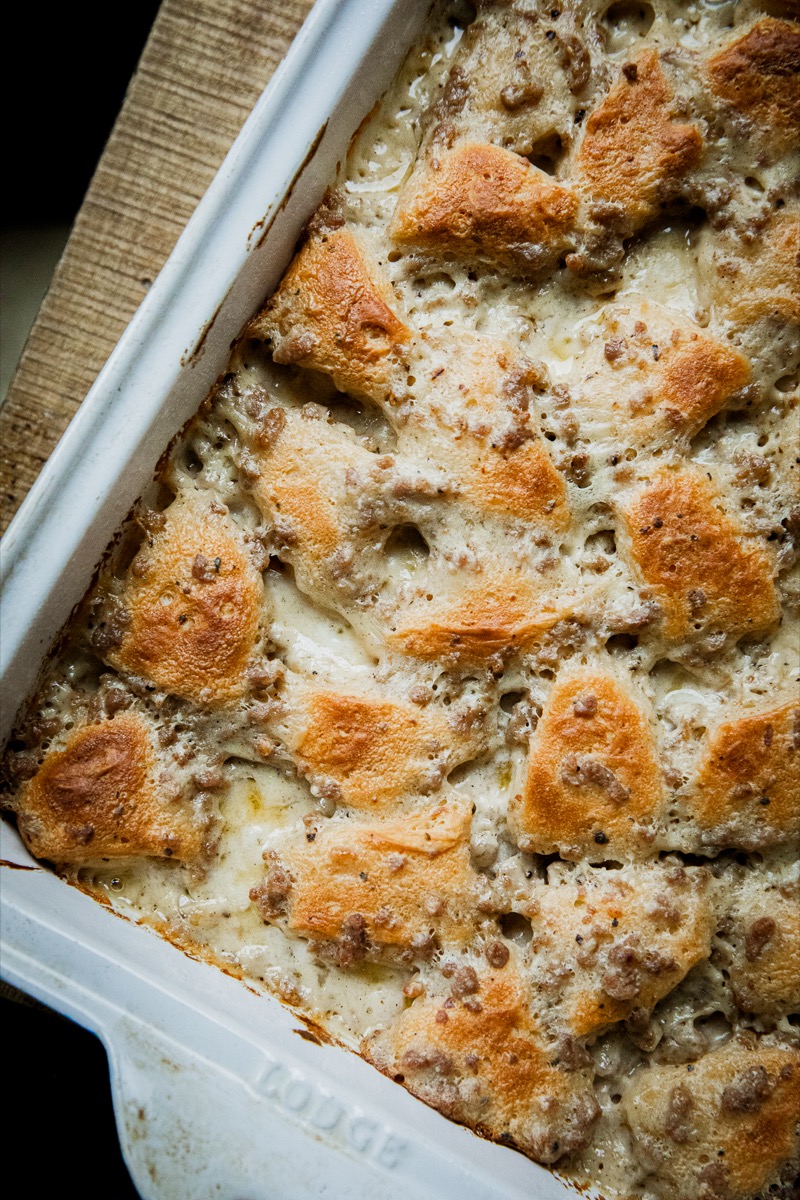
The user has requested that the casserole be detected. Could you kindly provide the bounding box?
[3,2,799,1197]
[0,1,578,1196]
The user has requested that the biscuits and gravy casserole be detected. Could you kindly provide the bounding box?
[3,2,799,1196]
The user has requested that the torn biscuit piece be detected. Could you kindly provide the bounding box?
[524,861,712,1039]
[391,141,579,273]
[509,670,664,862]
[707,18,800,154]
[248,405,378,585]
[618,468,779,643]
[248,228,411,400]
[366,958,600,1164]
[13,713,206,863]
[575,50,703,230]
[250,800,481,962]
[684,701,800,851]
[714,866,800,1028]
[389,565,569,665]
[403,330,569,528]
[572,297,750,443]
[275,685,487,810]
[107,491,264,704]
[623,1038,800,1200]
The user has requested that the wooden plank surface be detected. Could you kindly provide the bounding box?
[0,0,313,535]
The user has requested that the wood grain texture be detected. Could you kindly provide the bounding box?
[0,0,312,535]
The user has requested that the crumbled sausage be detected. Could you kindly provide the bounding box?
[572,693,597,718]
[664,1083,693,1143]
[643,950,678,975]
[745,916,776,961]
[604,337,627,362]
[733,452,771,488]
[720,1065,771,1113]
[565,452,591,487]
[401,1045,454,1075]
[553,1033,592,1069]
[559,33,590,92]
[250,852,293,919]
[485,940,510,968]
[272,332,318,365]
[500,79,543,110]
[602,941,642,1000]
[560,753,630,804]
[191,553,220,582]
[90,601,132,654]
[451,966,480,997]
[333,912,370,967]
[102,687,132,717]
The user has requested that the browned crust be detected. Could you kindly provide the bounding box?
[652,334,750,432]
[532,868,712,1037]
[623,1041,800,1199]
[509,672,664,861]
[272,801,480,952]
[468,435,570,524]
[619,469,779,641]
[248,228,410,400]
[409,331,570,526]
[576,300,751,442]
[284,690,483,810]
[704,209,800,330]
[249,408,365,567]
[16,715,203,862]
[390,571,565,663]
[691,702,800,844]
[110,494,263,703]
[576,50,703,227]
[707,19,800,150]
[726,889,800,1023]
[391,142,578,270]
[366,961,599,1163]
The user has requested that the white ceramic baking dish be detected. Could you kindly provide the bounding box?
[0,2,595,1196]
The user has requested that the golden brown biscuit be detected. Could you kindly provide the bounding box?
[618,468,779,643]
[14,714,205,862]
[249,228,411,400]
[405,331,569,528]
[108,492,264,704]
[389,566,567,664]
[391,142,578,272]
[718,878,800,1027]
[688,702,800,849]
[623,1039,800,1200]
[509,671,664,862]
[525,862,712,1038]
[576,50,703,229]
[277,687,486,810]
[248,406,374,572]
[573,298,750,442]
[250,800,481,961]
[707,18,800,153]
[699,208,800,332]
[366,958,600,1163]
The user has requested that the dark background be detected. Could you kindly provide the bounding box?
[3,7,161,1196]
[3,6,162,226]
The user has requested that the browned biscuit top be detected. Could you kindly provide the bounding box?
[509,671,664,862]
[619,468,779,643]
[109,493,264,704]
[17,714,205,863]
[576,49,703,228]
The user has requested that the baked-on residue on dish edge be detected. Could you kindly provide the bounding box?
[3,3,799,1197]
